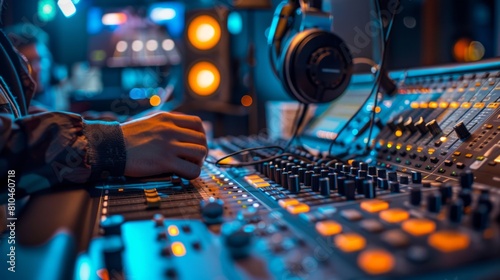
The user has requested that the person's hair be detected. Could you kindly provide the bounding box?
[4,23,49,50]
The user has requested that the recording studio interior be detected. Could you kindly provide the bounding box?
[1,0,500,279]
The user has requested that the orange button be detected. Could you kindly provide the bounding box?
[360,199,389,213]
[278,198,300,208]
[253,182,270,188]
[428,230,470,252]
[334,233,366,252]
[379,208,410,223]
[315,220,342,236]
[286,203,310,215]
[402,218,436,236]
[358,249,395,275]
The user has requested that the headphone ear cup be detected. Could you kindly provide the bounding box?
[280,29,353,104]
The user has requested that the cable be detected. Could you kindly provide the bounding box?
[364,0,398,152]
[207,102,310,168]
[327,0,399,157]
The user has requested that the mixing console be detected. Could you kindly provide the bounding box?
[3,60,500,280]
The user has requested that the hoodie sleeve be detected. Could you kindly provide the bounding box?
[0,111,126,202]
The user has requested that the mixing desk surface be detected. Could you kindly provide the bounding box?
[2,59,500,280]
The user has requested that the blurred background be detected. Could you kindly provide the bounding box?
[1,0,499,137]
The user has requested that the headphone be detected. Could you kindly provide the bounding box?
[268,0,353,104]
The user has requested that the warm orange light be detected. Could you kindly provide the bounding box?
[395,130,403,137]
[149,95,161,107]
[171,242,186,257]
[335,233,366,252]
[360,200,389,213]
[402,218,436,236]
[241,95,253,107]
[188,15,221,50]
[428,230,470,252]
[357,249,395,275]
[188,61,220,96]
[168,225,180,237]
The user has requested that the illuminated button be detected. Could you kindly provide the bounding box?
[485,124,493,129]
[278,198,300,208]
[167,225,180,237]
[360,200,389,213]
[253,182,270,188]
[428,230,470,252]
[315,220,343,236]
[402,218,436,236]
[465,153,473,158]
[357,249,395,275]
[286,203,310,215]
[334,233,366,252]
[379,208,410,223]
[476,156,485,161]
[495,156,500,163]
[171,241,186,257]
[453,152,461,157]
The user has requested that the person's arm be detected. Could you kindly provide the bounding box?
[0,111,207,201]
[0,111,126,200]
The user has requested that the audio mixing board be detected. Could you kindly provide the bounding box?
[3,59,500,280]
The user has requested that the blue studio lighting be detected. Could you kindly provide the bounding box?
[228,11,243,35]
[148,2,185,38]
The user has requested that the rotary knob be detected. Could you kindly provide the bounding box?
[454,121,471,140]
[425,119,442,136]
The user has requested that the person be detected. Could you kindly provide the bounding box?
[0,11,208,203]
[4,23,61,111]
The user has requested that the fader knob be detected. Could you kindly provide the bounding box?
[426,119,442,136]
[477,191,493,213]
[404,117,418,134]
[364,181,377,198]
[368,166,377,176]
[304,171,313,187]
[288,175,301,194]
[400,176,409,185]
[388,171,398,182]
[390,181,400,193]
[439,184,453,204]
[201,197,224,224]
[410,187,422,206]
[320,178,330,196]
[458,189,472,208]
[311,174,321,192]
[415,117,428,135]
[460,171,474,189]
[345,180,356,200]
[411,171,422,184]
[449,200,463,223]
[427,192,442,213]
[454,121,471,140]
[281,171,290,189]
[472,205,490,230]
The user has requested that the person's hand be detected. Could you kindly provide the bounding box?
[121,112,208,179]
